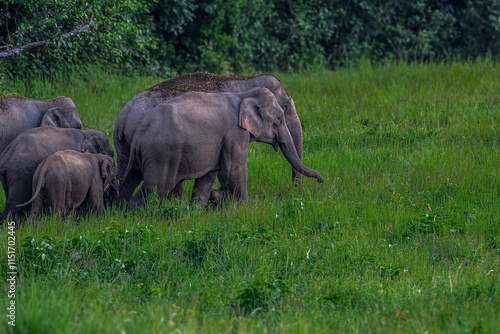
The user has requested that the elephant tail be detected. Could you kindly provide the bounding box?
[115,119,124,141]
[122,141,137,184]
[15,162,47,208]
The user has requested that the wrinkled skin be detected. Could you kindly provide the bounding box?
[0,95,83,154]
[114,73,304,202]
[0,126,115,223]
[16,150,118,222]
[123,87,323,209]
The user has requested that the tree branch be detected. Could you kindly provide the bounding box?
[0,16,94,59]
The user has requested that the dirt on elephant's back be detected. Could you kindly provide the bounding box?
[0,96,25,113]
[149,72,245,99]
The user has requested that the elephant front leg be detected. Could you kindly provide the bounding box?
[217,141,250,203]
[191,171,218,207]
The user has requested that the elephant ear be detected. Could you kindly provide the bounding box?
[41,107,62,127]
[239,97,263,137]
[100,159,113,180]
[82,134,102,154]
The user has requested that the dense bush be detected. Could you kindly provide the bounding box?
[1,0,499,76]
[0,0,158,75]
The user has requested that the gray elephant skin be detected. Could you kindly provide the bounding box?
[16,150,118,222]
[0,126,115,223]
[114,72,305,202]
[0,95,83,153]
[123,87,323,209]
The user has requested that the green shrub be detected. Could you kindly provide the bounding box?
[1,1,499,75]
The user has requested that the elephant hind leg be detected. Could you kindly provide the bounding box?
[168,181,184,199]
[28,197,44,223]
[191,171,218,207]
[119,166,143,203]
[130,162,179,209]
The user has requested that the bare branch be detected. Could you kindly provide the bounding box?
[0,16,94,59]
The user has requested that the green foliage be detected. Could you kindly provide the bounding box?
[0,0,158,74]
[1,0,499,76]
[236,277,291,314]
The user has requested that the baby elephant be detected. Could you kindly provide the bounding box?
[16,150,118,222]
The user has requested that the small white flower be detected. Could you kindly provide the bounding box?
[41,253,46,260]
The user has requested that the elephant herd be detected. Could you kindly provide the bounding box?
[0,73,323,226]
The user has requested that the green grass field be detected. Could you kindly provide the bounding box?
[1,60,499,333]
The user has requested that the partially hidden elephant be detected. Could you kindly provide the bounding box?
[0,126,115,223]
[16,150,118,222]
[114,72,305,202]
[123,87,323,209]
[0,95,83,154]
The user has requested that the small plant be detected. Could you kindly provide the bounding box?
[405,206,465,236]
[278,198,306,221]
[235,277,291,315]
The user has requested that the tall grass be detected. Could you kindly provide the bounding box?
[1,60,499,333]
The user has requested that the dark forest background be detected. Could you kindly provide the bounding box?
[1,0,499,77]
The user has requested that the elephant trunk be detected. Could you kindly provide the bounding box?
[278,126,323,183]
[285,99,304,187]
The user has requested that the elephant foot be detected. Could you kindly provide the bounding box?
[208,189,229,207]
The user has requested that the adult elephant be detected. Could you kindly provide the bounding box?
[123,87,323,208]
[114,72,304,202]
[0,126,114,224]
[0,95,83,153]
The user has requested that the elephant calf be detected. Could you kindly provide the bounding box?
[0,126,115,223]
[16,150,118,222]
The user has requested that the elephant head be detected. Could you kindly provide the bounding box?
[101,157,119,207]
[81,132,115,158]
[41,106,83,129]
[101,157,118,189]
[239,89,323,183]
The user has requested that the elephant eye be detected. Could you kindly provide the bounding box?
[282,104,288,112]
